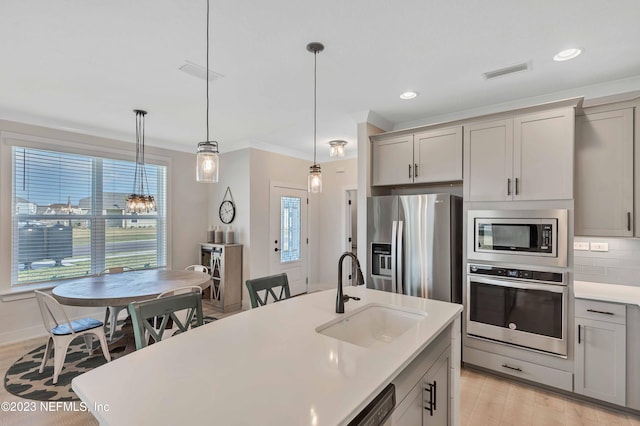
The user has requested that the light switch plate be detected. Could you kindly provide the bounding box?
[590,242,609,252]
[574,242,590,251]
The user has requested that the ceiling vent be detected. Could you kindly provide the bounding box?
[179,60,224,81]
[483,62,530,80]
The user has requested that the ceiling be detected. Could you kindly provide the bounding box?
[2,0,640,163]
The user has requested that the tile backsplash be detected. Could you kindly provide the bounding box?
[574,236,640,287]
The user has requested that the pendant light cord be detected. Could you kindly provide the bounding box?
[313,49,317,165]
[206,0,210,142]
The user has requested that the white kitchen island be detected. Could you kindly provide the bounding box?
[72,286,462,425]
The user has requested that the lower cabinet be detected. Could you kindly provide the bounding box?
[392,349,450,426]
[574,299,627,406]
[627,305,640,410]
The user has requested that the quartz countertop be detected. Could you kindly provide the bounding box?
[574,280,640,307]
[72,286,462,425]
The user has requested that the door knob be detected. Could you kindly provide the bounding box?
[274,248,280,252]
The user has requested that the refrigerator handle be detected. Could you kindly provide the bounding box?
[391,221,398,293]
[397,220,404,294]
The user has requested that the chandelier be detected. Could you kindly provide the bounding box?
[126,109,156,213]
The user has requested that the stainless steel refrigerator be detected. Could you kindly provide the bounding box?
[367,194,462,303]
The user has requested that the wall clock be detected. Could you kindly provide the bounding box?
[219,187,236,224]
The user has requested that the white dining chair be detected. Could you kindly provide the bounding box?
[34,290,111,384]
[185,264,209,274]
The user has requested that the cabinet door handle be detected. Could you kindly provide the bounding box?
[423,382,434,416]
[515,177,519,195]
[432,380,437,411]
[408,164,412,179]
[501,363,523,372]
[628,212,632,231]
[586,309,614,316]
[414,163,418,178]
[507,178,512,196]
[578,324,581,344]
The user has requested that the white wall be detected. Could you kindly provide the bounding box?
[315,159,358,288]
[0,119,209,344]
[206,149,251,301]
[207,148,316,309]
[248,149,314,284]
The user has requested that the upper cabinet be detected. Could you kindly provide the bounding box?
[575,108,634,236]
[371,126,462,186]
[463,107,575,202]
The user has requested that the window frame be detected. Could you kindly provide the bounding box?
[0,130,172,292]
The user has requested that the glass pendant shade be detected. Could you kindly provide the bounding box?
[308,164,322,193]
[329,140,347,157]
[196,141,219,183]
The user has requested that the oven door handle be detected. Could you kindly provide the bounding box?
[467,275,567,293]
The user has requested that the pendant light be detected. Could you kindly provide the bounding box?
[307,42,324,193]
[126,109,156,213]
[196,0,220,183]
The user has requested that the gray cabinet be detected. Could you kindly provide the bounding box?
[413,127,462,184]
[390,321,457,426]
[371,126,462,186]
[392,348,450,426]
[372,134,414,185]
[201,243,242,312]
[463,107,575,201]
[627,305,640,410]
[574,299,626,406]
[575,108,634,236]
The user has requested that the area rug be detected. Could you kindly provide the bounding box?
[4,316,217,401]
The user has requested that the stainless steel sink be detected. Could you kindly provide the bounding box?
[316,303,426,347]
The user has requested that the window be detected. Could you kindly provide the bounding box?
[11,146,166,286]
[280,196,301,263]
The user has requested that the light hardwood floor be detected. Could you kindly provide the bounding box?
[461,367,640,426]
[3,306,640,425]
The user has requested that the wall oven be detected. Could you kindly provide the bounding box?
[467,264,568,357]
[467,209,568,267]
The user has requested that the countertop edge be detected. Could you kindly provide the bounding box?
[574,280,640,308]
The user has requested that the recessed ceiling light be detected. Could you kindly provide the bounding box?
[400,91,418,100]
[554,48,582,62]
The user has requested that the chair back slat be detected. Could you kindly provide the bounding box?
[245,273,291,308]
[128,292,203,350]
[185,264,209,274]
[34,290,74,334]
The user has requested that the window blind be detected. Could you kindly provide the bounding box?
[11,146,167,285]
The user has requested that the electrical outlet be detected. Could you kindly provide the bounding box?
[574,242,590,251]
[590,242,609,252]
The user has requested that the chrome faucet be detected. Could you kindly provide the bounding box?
[337,251,365,313]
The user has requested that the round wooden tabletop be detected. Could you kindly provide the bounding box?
[51,269,211,307]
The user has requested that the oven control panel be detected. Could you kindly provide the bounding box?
[468,264,564,284]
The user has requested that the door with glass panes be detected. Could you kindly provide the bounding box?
[269,184,308,295]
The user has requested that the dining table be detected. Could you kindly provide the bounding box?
[51,268,211,353]
[51,269,211,307]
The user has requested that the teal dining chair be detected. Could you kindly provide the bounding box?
[127,292,204,350]
[245,273,291,308]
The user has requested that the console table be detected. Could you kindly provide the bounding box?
[200,243,242,312]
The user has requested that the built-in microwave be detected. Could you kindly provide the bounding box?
[467,209,568,267]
